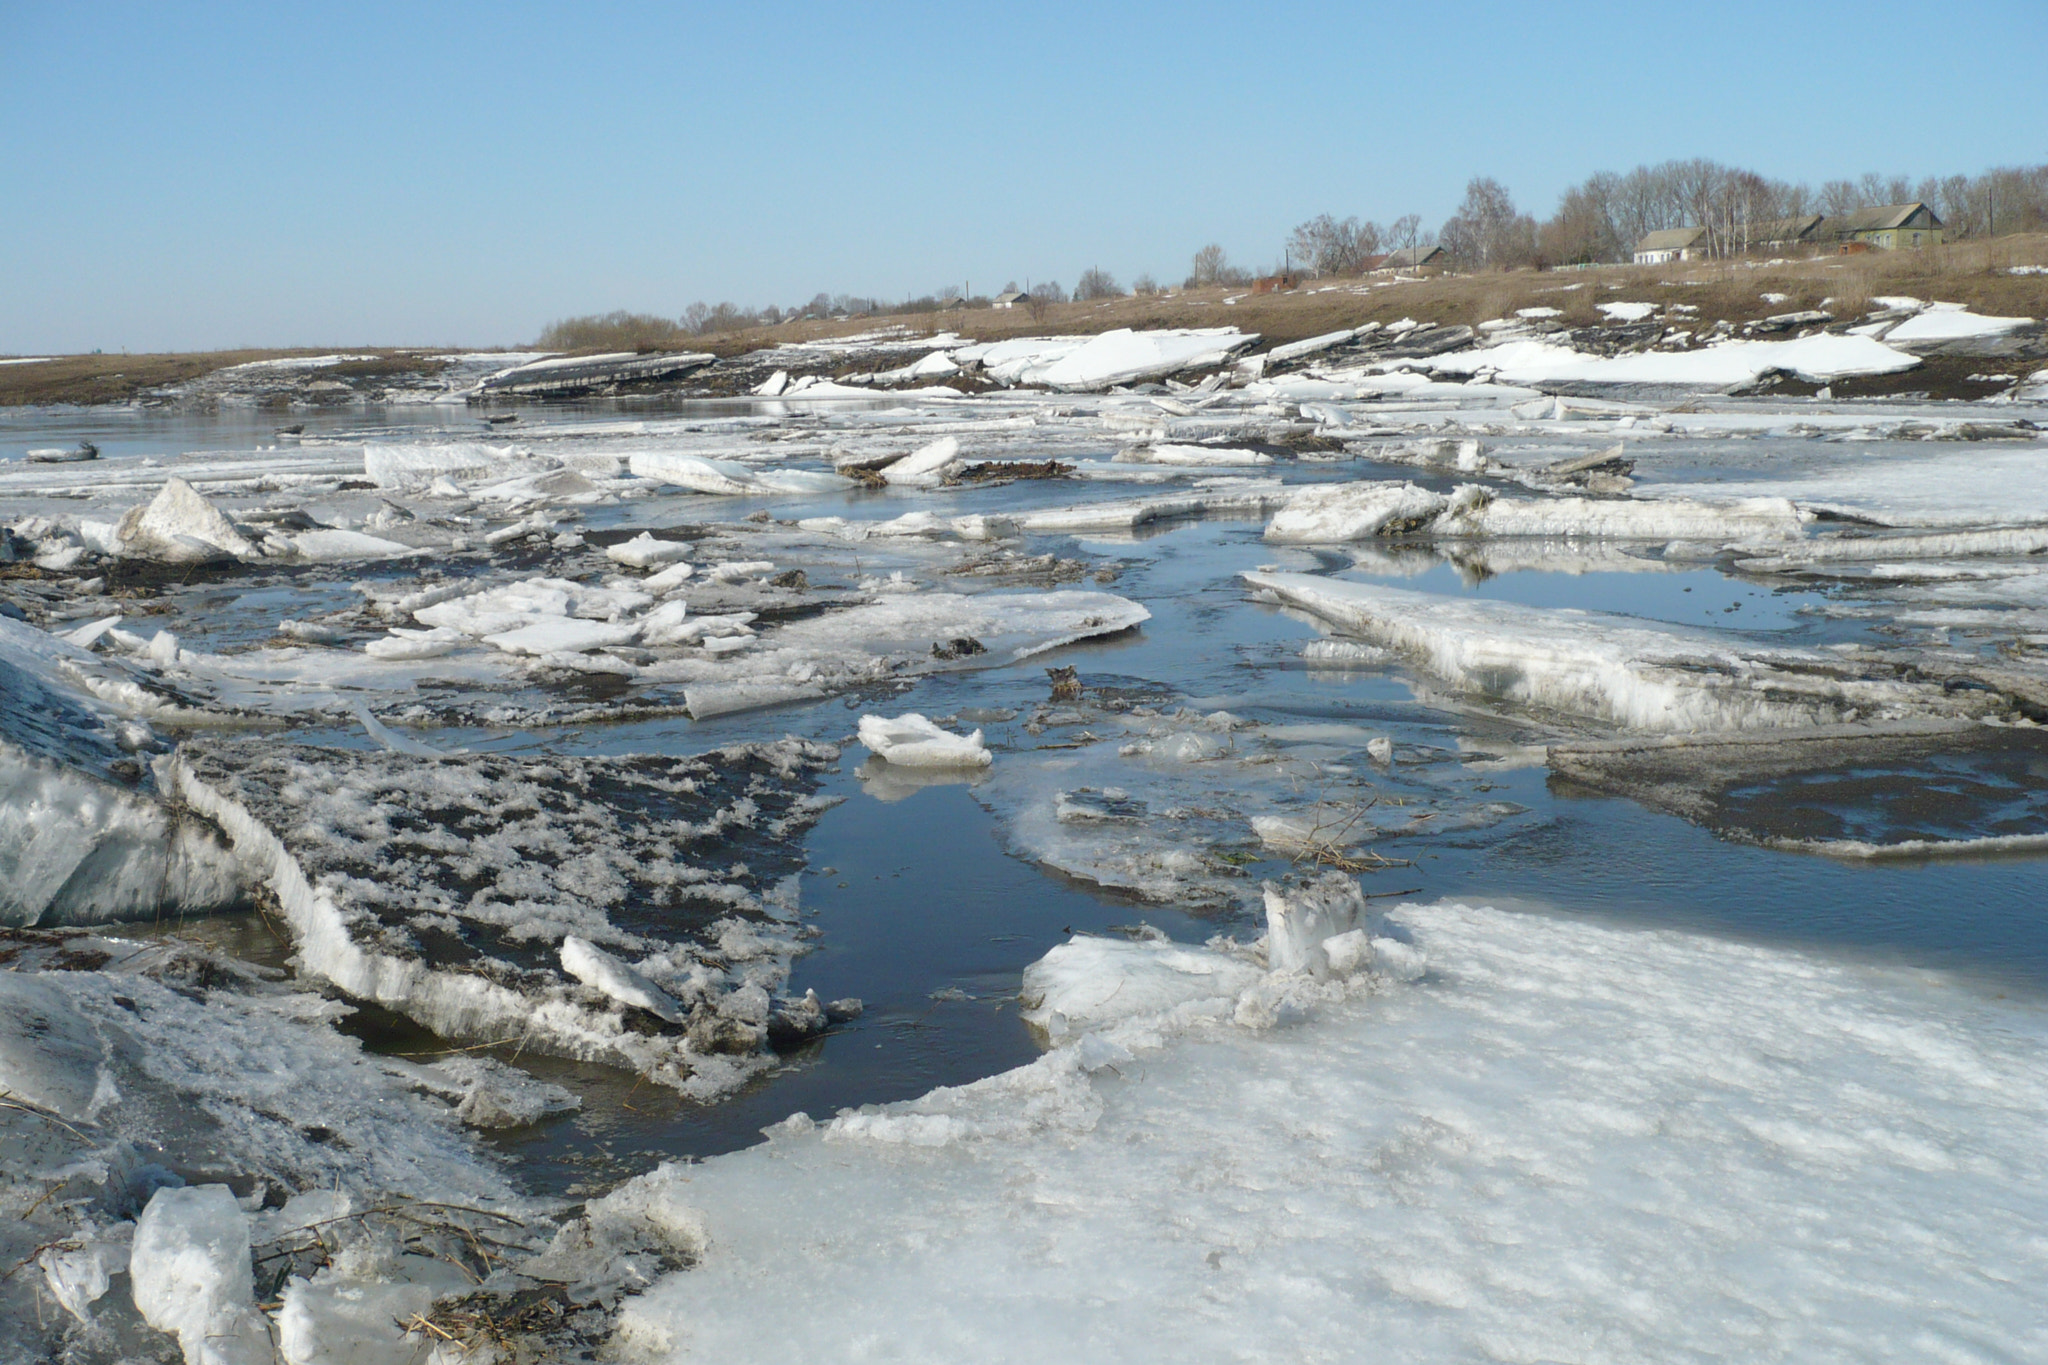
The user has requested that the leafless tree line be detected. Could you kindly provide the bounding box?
[1282,160,2048,277]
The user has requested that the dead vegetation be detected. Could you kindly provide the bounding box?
[10,232,2045,407]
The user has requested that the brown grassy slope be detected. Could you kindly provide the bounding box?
[7,234,2046,406]
[0,349,454,407]
[688,232,2048,356]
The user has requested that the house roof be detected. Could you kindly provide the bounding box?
[1380,245,1445,267]
[996,290,1030,303]
[1634,226,1708,253]
[1833,202,1941,233]
[1746,214,1826,242]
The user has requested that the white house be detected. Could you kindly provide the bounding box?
[994,291,1031,310]
[1632,226,1709,265]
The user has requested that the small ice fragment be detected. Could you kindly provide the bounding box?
[1265,874,1369,976]
[644,559,696,591]
[1367,736,1394,764]
[607,532,695,569]
[882,435,962,487]
[560,935,684,1023]
[857,713,993,768]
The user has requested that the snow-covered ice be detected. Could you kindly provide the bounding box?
[857,712,993,768]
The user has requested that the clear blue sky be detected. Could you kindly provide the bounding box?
[2,0,2042,353]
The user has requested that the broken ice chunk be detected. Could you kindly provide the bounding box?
[607,532,695,569]
[560,935,684,1023]
[1264,874,1370,976]
[857,713,993,768]
[130,1184,272,1365]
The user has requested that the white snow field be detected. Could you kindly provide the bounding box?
[610,898,2048,1364]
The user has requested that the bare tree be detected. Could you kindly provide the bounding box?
[1074,267,1121,300]
[1287,214,1383,276]
[1187,243,1235,287]
[1439,177,1537,270]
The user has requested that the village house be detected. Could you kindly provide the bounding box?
[1632,226,1709,264]
[1831,203,1944,250]
[1373,245,1447,275]
[1742,214,1828,252]
[994,290,1031,310]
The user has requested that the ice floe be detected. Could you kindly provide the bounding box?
[1243,571,2011,731]
[858,712,993,768]
[603,897,2048,1362]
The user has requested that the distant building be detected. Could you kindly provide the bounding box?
[1357,253,1391,273]
[1740,214,1828,252]
[1374,245,1447,275]
[1632,226,1709,264]
[1252,271,1304,294]
[937,296,967,310]
[1831,203,1944,250]
[995,291,1031,310]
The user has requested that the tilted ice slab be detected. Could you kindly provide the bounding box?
[606,899,2048,1364]
[1883,302,2032,344]
[1644,445,2048,528]
[0,616,241,926]
[1018,482,1290,534]
[1424,333,1919,387]
[674,589,1150,718]
[1263,481,1806,545]
[628,451,854,496]
[1023,328,1256,392]
[1734,524,2048,569]
[1241,571,2001,732]
[163,739,843,1097]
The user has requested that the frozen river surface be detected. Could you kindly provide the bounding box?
[4,336,2047,1362]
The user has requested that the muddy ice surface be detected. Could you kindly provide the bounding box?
[5,310,2048,1361]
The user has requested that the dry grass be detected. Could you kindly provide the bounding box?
[0,348,452,406]
[9,233,2044,407]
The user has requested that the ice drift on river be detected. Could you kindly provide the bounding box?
[1026,328,1255,391]
[604,898,2048,1363]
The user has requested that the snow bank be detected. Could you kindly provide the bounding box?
[1242,571,1998,731]
[605,898,2048,1363]
[857,713,993,768]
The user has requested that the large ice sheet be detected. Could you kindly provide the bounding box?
[166,739,842,1097]
[1025,329,1255,392]
[1242,571,2005,732]
[1424,333,1919,387]
[607,899,2048,1363]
